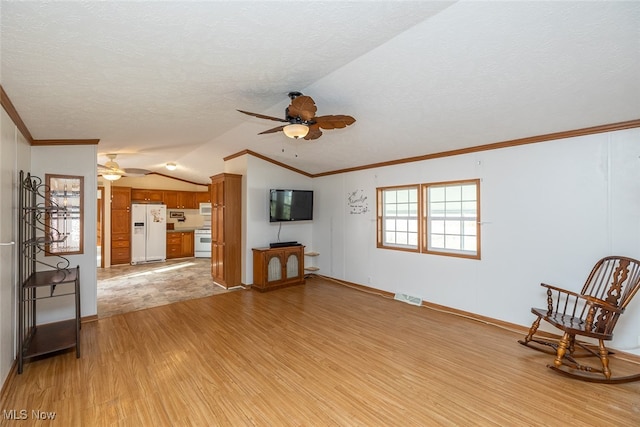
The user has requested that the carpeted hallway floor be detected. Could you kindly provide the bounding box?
[97,258,237,318]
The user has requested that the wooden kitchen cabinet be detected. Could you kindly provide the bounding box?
[165,191,197,209]
[163,190,196,209]
[166,231,194,259]
[163,190,178,208]
[111,187,131,265]
[182,231,194,257]
[210,173,242,288]
[177,191,197,209]
[195,190,211,204]
[252,245,305,291]
[131,188,163,203]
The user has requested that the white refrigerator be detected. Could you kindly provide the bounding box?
[131,204,167,264]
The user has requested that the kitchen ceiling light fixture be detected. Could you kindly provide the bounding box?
[166,162,177,171]
[283,124,309,139]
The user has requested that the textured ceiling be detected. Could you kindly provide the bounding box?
[2,1,639,184]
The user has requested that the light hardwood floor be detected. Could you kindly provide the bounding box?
[2,276,639,426]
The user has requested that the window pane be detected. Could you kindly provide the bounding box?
[385,191,396,203]
[461,184,476,200]
[445,202,461,216]
[445,186,461,200]
[445,220,461,235]
[462,201,476,217]
[463,236,477,251]
[430,187,445,202]
[385,232,396,244]
[396,219,408,232]
[463,220,477,236]
[408,232,418,246]
[430,201,445,217]
[431,220,444,234]
[385,204,397,216]
[431,234,445,248]
[445,235,461,250]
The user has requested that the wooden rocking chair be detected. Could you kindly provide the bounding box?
[519,256,640,383]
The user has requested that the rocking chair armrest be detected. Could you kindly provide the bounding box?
[582,295,623,314]
[539,283,583,299]
[540,283,623,313]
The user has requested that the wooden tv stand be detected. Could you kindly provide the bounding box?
[252,245,305,291]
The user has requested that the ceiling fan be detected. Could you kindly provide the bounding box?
[238,92,356,140]
[97,154,151,181]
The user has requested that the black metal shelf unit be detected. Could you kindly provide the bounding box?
[18,171,80,374]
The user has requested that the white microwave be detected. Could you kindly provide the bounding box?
[199,202,212,215]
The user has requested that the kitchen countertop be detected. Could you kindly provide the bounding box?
[167,228,198,233]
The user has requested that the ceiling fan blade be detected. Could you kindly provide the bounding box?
[123,168,152,176]
[287,96,317,122]
[258,125,286,135]
[303,123,323,140]
[314,115,356,130]
[237,110,288,123]
[98,164,126,174]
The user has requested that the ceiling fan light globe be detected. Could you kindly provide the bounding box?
[283,124,309,139]
[102,172,121,181]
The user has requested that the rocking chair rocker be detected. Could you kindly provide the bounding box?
[519,256,640,383]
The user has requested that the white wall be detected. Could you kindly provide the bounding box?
[0,107,31,386]
[243,155,314,284]
[31,145,98,323]
[312,129,640,352]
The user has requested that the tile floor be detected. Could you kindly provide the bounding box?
[97,258,234,318]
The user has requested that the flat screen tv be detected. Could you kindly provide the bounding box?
[270,189,313,222]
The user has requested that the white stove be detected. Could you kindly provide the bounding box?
[194,228,211,258]
[194,215,211,258]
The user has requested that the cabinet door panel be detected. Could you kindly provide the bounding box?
[163,191,178,208]
[111,210,130,234]
[148,190,164,202]
[182,232,194,257]
[111,187,131,209]
[267,255,283,282]
[285,253,299,279]
[195,191,210,204]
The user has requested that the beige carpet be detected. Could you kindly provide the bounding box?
[97,258,235,318]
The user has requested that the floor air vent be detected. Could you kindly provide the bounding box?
[393,293,422,306]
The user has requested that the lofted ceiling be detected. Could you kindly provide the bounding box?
[1,1,639,184]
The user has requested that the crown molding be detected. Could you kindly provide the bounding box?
[231,118,640,178]
[0,85,34,143]
[32,139,100,146]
